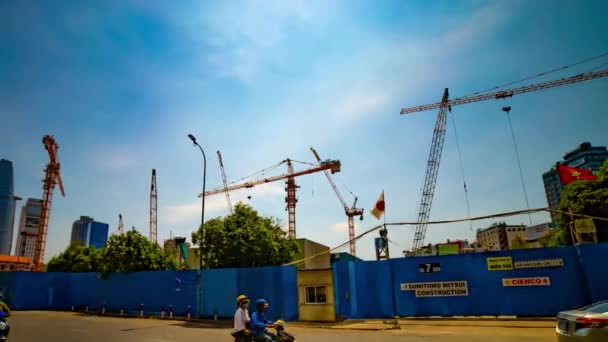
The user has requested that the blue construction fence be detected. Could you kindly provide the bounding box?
[0,265,298,320]
[2,244,608,320]
[333,243,608,318]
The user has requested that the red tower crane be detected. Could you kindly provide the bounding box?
[401,69,608,253]
[217,151,233,215]
[310,147,363,256]
[199,158,341,238]
[33,135,65,271]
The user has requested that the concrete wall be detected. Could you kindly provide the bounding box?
[297,269,335,322]
[296,239,330,270]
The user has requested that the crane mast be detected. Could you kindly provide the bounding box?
[33,135,65,271]
[217,151,233,214]
[411,89,450,252]
[199,158,341,239]
[118,214,124,235]
[310,147,363,255]
[285,160,298,238]
[150,169,157,243]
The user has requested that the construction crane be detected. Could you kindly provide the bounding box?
[310,147,363,256]
[199,158,341,238]
[217,151,233,214]
[401,69,608,114]
[33,135,65,271]
[401,69,608,253]
[150,169,157,243]
[118,214,124,235]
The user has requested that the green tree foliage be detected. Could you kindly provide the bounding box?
[192,203,300,268]
[550,160,608,246]
[46,230,177,274]
[46,244,103,272]
[101,230,177,274]
[509,236,528,250]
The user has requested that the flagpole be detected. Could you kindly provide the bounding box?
[383,190,387,229]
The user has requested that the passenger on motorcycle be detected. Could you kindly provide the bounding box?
[250,299,277,342]
[232,295,251,342]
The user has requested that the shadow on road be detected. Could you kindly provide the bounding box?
[172,320,232,329]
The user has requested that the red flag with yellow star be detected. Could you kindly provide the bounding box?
[557,165,596,185]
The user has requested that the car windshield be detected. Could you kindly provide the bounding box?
[583,302,608,314]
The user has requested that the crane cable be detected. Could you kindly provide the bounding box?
[450,110,474,231]
[504,108,533,225]
[458,51,608,98]
[227,160,287,185]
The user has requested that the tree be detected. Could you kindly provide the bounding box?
[101,230,178,275]
[509,236,528,250]
[192,203,300,268]
[46,244,103,272]
[552,159,608,246]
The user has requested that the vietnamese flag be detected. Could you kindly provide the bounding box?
[371,191,385,220]
[557,164,596,185]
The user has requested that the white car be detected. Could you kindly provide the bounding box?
[556,301,608,341]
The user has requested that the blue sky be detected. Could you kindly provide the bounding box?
[1,0,607,261]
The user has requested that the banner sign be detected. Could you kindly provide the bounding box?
[513,258,564,269]
[401,281,469,297]
[419,263,441,273]
[502,277,551,287]
[438,244,460,255]
[487,257,513,271]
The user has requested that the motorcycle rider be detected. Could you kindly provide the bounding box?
[232,295,251,342]
[250,299,276,342]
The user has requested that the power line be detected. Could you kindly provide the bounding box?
[286,207,608,266]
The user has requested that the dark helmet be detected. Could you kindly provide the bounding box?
[255,298,268,309]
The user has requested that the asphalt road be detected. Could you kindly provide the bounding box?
[8,311,556,342]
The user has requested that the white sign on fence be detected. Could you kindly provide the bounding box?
[513,258,564,269]
[400,281,469,297]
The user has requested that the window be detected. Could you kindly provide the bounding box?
[305,286,327,304]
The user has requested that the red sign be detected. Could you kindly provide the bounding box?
[502,277,551,287]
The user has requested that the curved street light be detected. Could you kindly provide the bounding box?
[187,134,207,269]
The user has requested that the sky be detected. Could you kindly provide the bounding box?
[1,0,607,261]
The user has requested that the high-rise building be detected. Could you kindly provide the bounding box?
[70,216,109,249]
[543,142,608,221]
[0,159,21,255]
[15,198,43,258]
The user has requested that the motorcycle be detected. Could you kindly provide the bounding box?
[0,311,9,341]
[231,320,296,342]
[274,320,296,342]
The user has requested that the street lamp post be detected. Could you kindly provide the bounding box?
[187,134,207,269]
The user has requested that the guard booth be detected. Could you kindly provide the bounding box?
[294,238,336,321]
[297,269,336,322]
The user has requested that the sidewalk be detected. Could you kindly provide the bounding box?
[290,317,556,331]
[66,310,556,331]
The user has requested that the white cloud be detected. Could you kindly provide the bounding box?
[156,0,335,83]
[93,146,137,172]
[333,92,391,122]
[161,182,284,225]
[331,222,348,233]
